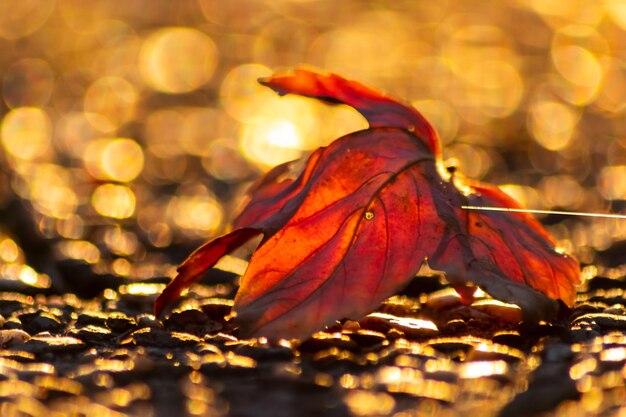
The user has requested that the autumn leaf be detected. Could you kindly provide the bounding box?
[155,68,580,339]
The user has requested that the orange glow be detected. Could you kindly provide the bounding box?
[1,107,51,161]
[140,27,218,94]
[92,184,136,219]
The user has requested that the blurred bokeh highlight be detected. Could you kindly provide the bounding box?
[1,0,626,292]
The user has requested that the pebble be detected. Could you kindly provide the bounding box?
[135,314,163,330]
[365,313,439,339]
[603,304,626,315]
[343,329,386,347]
[19,335,86,354]
[75,311,109,328]
[69,325,113,344]
[569,324,601,343]
[427,337,478,355]
[359,314,392,334]
[105,312,136,333]
[122,328,202,348]
[469,299,522,323]
[165,308,222,335]
[0,350,35,362]
[425,288,464,310]
[341,320,361,332]
[18,311,64,334]
[572,313,626,330]
[441,319,468,334]
[0,294,32,316]
[3,316,23,330]
[492,330,524,349]
[200,298,233,320]
[298,332,359,353]
[0,329,31,347]
[587,276,626,291]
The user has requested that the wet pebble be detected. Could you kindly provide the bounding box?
[587,276,626,291]
[569,324,601,342]
[3,316,23,330]
[427,337,477,355]
[19,335,86,354]
[341,320,360,332]
[75,311,109,328]
[0,294,32,316]
[105,312,136,333]
[572,313,626,330]
[68,325,113,344]
[298,332,359,353]
[585,288,625,305]
[0,349,35,361]
[165,308,222,335]
[343,329,386,347]
[469,299,522,323]
[366,313,439,339]
[385,328,405,340]
[0,329,31,347]
[603,304,626,315]
[359,314,392,334]
[135,314,163,330]
[200,298,233,320]
[18,311,64,334]
[122,328,202,348]
[425,288,464,311]
[492,330,524,349]
[441,319,468,334]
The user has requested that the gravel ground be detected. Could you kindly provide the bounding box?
[0,250,625,417]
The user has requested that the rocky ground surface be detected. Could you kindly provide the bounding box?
[2,3,626,415]
[0,250,625,417]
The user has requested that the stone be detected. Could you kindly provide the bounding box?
[18,311,64,334]
[0,329,31,348]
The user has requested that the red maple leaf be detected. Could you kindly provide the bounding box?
[155,68,580,339]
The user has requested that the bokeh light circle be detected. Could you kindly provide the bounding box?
[220,63,273,123]
[84,138,145,182]
[1,107,52,160]
[92,184,136,219]
[140,27,218,94]
[529,100,579,151]
[84,76,138,133]
[3,58,55,108]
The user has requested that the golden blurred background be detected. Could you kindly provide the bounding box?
[1,0,625,288]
